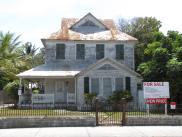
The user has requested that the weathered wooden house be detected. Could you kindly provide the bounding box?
[17,13,141,105]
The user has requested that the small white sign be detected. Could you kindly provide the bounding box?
[18,89,22,96]
[143,82,170,99]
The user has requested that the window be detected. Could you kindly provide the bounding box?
[96,44,104,59]
[125,77,131,91]
[76,44,85,59]
[115,78,123,91]
[91,78,99,95]
[84,77,89,93]
[116,44,124,59]
[103,78,112,97]
[56,44,65,59]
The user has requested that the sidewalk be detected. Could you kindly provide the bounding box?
[0,126,182,137]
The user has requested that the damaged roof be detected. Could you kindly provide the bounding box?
[46,13,137,41]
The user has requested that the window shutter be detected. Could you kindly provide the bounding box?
[56,44,65,59]
[84,77,89,93]
[125,77,131,91]
[96,44,104,59]
[76,44,85,59]
[116,44,124,59]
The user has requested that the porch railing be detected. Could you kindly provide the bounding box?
[32,94,54,104]
[67,93,76,103]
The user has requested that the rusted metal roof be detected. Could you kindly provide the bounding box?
[48,17,137,41]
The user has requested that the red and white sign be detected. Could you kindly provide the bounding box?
[145,98,167,104]
[143,82,170,99]
[170,102,176,109]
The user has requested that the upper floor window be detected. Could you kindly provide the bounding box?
[76,44,85,59]
[116,44,124,60]
[56,44,65,59]
[96,44,104,60]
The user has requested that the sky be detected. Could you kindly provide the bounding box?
[0,0,182,48]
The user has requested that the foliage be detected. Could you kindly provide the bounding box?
[84,93,97,104]
[0,31,44,102]
[107,90,133,104]
[3,80,19,102]
[118,17,161,44]
[32,89,40,94]
[118,17,162,68]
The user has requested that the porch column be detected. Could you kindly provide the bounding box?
[18,78,22,105]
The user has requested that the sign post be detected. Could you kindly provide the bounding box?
[143,82,170,115]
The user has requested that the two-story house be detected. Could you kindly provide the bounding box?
[18,13,141,106]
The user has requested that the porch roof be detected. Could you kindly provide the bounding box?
[17,62,87,78]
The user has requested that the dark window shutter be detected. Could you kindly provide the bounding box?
[56,44,65,59]
[76,44,85,59]
[96,44,104,59]
[116,44,124,59]
[125,77,131,91]
[84,77,89,93]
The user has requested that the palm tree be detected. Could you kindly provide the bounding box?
[0,31,27,89]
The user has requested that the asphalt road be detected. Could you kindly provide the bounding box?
[0,126,182,137]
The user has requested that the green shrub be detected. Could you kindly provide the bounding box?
[84,93,97,104]
[3,80,19,103]
[32,89,39,94]
[107,90,133,104]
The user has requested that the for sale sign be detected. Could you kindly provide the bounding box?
[145,98,167,104]
[143,82,170,99]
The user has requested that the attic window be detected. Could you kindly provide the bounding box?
[80,20,98,27]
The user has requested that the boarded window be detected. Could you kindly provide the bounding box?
[116,44,124,59]
[76,44,85,59]
[84,77,89,93]
[103,78,112,97]
[96,44,104,59]
[125,77,131,91]
[56,44,65,59]
[115,78,123,91]
[91,78,99,95]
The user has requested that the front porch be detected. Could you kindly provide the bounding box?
[18,78,77,106]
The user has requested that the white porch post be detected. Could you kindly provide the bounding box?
[18,78,22,105]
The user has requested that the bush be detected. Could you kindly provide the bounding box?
[107,90,133,104]
[3,80,19,103]
[84,93,97,104]
[32,89,39,94]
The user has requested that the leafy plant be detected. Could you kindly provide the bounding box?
[107,90,133,104]
[3,80,19,103]
[32,89,39,94]
[84,93,97,104]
